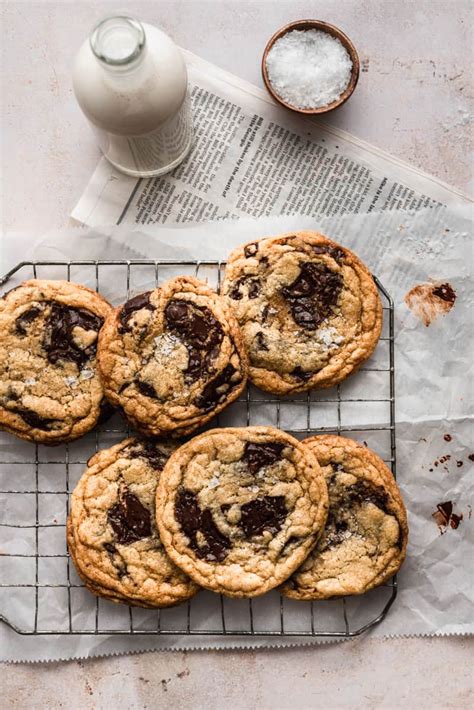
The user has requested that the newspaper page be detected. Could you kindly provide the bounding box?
[71,51,472,228]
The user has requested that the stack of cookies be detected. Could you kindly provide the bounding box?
[0,231,408,607]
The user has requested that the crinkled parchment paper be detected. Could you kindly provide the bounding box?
[0,207,472,661]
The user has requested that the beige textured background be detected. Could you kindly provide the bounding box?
[1,1,473,708]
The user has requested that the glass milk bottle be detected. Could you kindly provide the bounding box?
[73,16,193,177]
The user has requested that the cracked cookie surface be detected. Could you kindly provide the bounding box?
[282,435,408,600]
[67,438,199,608]
[221,232,382,394]
[156,426,329,597]
[0,279,113,444]
[97,276,248,437]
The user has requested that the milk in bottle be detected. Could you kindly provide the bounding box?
[73,16,193,177]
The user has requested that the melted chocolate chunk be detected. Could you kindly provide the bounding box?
[199,509,232,561]
[347,480,389,513]
[15,306,41,335]
[194,363,237,410]
[175,489,200,536]
[124,441,169,471]
[244,242,259,258]
[281,262,343,330]
[15,408,57,430]
[432,283,456,304]
[119,292,154,333]
[140,443,169,471]
[185,344,203,381]
[135,379,157,399]
[108,487,152,544]
[312,244,345,263]
[165,300,224,383]
[239,496,287,538]
[165,300,220,347]
[229,277,261,300]
[432,500,464,531]
[321,477,393,550]
[103,542,116,555]
[242,442,285,475]
[291,366,313,381]
[321,515,350,550]
[175,489,231,562]
[43,302,103,367]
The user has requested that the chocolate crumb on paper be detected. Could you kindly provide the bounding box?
[432,454,451,472]
[432,500,464,534]
[404,281,457,326]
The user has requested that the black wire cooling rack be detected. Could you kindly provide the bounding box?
[0,260,397,637]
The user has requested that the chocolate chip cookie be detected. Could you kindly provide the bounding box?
[97,276,248,437]
[282,435,408,600]
[67,438,199,608]
[156,426,329,597]
[0,279,112,444]
[221,232,382,394]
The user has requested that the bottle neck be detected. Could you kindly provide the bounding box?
[90,16,146,72]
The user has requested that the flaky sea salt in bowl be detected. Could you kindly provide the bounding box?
[262,20,360,115]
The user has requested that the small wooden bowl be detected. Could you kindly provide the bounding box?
[261,19,360,115]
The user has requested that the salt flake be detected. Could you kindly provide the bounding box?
[266,29,352,110]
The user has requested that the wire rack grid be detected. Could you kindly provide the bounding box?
[0,259,396,638]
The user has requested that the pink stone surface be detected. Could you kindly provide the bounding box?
[1,1,472,705]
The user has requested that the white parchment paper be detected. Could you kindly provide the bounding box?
[0,207,472,661]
